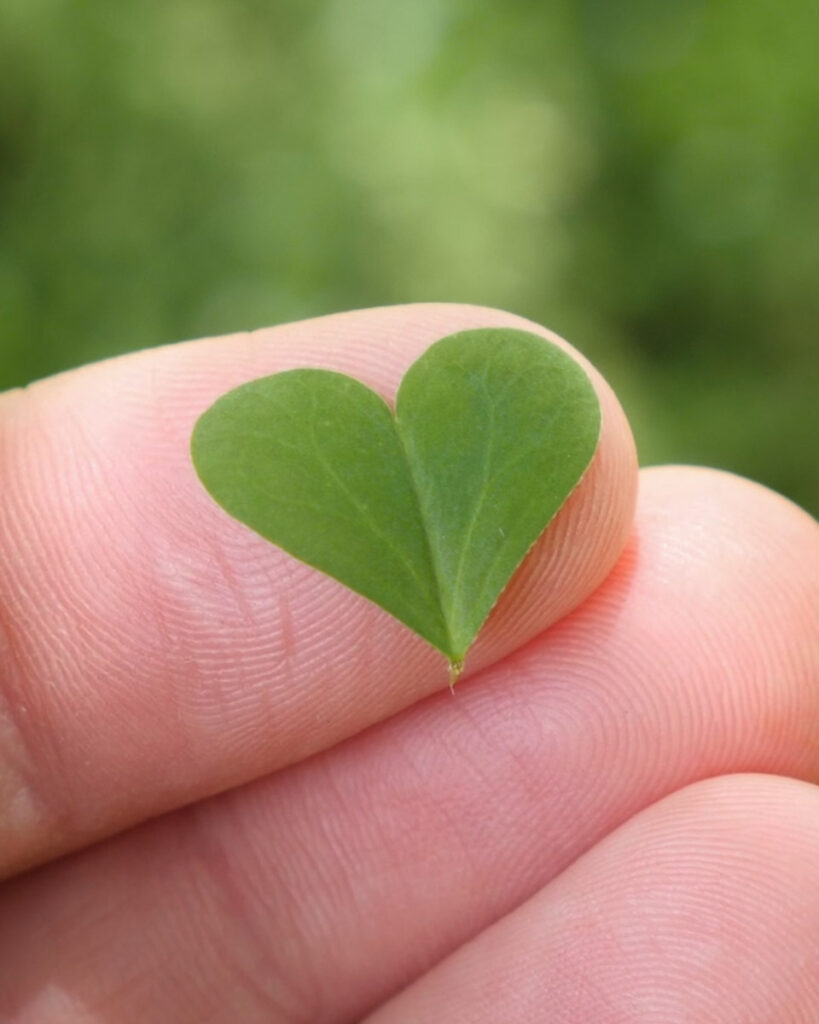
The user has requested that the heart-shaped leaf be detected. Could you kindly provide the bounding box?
[191,328,600,674]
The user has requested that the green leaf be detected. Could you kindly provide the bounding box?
[191,328,601,672]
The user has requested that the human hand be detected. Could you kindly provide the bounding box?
[1,305,817,1023]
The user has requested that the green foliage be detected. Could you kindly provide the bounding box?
[191,329,600,667]
[1,0,816,512]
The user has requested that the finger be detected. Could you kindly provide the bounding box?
[0,468,816,1022]
[0,303,636,876]
[365,774,819,1023]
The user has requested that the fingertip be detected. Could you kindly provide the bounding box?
[0,303,637,875]
[365,774,819,1023]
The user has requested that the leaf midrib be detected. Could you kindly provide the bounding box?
[306,402,441,618]
[445,367,496,646]
[393,414,456,659]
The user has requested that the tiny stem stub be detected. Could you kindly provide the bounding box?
[448,657,464,692]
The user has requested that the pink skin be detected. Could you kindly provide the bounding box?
[0,305,817,1022]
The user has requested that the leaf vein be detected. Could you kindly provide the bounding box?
[305,401,438,606]
[447,363,497,627]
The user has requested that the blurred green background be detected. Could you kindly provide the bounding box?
[1,0,817,512]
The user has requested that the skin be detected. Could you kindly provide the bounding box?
[0,303,817,1023]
